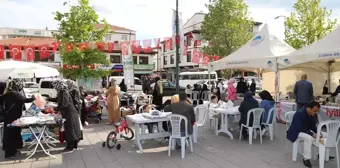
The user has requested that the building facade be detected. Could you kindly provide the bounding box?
[0,24,156,77]
[157,12,262,81]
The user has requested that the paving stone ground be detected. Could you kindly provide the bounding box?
[0,121,337,168]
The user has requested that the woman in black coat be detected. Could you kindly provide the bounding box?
[1,80,35,158]
[52,80,82,151]
[79,86,88,125]
[238,92,259,139]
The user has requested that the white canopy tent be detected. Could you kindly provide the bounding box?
[211,24,296,72]
[277,26,340,91]
[0,60,60,80]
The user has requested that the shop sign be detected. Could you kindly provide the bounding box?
[134,64,155,70]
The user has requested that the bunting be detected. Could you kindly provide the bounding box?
[153,38,160,48]
[131,40,141,54]
[120,41,129,55]
[143,39,152,53]
[194,40,201,48]
[96,42,105,51]
[164,37,172,51]
[9,45,22,61]
[183,44,188,56]
[78,43,89,51]
[0,45,4,60]
[203,54,210,66]
[108,42,115,52]
[192,49,200,63]
[66,43,74,53]
[52,42,60,53]
[38,44,50,60]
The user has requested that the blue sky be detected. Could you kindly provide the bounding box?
[0,0,339,41]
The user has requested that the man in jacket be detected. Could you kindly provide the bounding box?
[171,93,196,136]
[294,74,314,110]
[287,101,320,168]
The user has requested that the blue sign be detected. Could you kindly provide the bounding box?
[111,64,123,70]
[284,58,290,64]
[267,60,273,67]
[251,35,265,46]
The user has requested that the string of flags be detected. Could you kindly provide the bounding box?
[0,33,221,65]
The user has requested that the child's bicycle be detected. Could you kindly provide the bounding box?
[102,117,134,150]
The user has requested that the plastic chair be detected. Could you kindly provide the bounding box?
[207,103,219,134]
[312,120,340,168]
[239,108,264,145]
[193,105,208,143]
[201,91,210,102]
[261,107,277,140]
[168,114,193,159]
[285,111,296,130]
[192,91,200,105]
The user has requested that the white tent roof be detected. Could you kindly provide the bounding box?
[0,60,60,80]
[278,26,340,72]
[211,24,296,71]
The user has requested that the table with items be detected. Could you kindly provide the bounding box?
[209,106,240,139]
[126,112,171,153]
[9,112,63,160]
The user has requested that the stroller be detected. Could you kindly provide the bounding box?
[86,96,103,124]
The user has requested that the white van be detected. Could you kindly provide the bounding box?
[38,78,62,98]
[179,71,218,88]
[108,76,143,92]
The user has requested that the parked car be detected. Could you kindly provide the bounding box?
[150,81,185,96]
[23,82,39,94]
[108,76,143,92]
[38,78,62,98]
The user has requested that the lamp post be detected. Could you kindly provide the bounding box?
[175,0,180,94]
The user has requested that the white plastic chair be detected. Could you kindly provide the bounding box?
[168,114,194,159]
[193,105,208,143]
[201,91,210,102]
[312,120,340,168]
[192,91,200,105]
[207,103,219,134]
[261,107,277,140]
[239,108,264,145]
[285,111,296,130]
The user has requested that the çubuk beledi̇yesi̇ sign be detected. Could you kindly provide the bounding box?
[121,42,134,91]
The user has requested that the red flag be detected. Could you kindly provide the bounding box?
[164,37,172,51]
[153,38,160,48]
[188,32,193,39]
[120,41,129,55]
[194,40,201,48]
[38,44,50,60]
[0,45,4,60]
[131,40,141,54]
[192,50,201,63]
[52,42,60,53]
[66,43,74,52]
[213,55,219,61]
[183,44,188,56]
[24,45,35,61]
[175,35,180,45]
[78,43,88,51]
[96,42,105,51]
[143,39,152,53]
[107,42,114,52]
[9,45,22,61]
[203,54,210,65]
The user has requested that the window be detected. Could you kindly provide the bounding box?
[121,35,128,41]
[133,56,137,64]
[34,31,41,35]
[18,29,27,33]
[40,81,53,89]
[190,75,200,80]
[105,34,111,41]
[170,54,174,64]
[134,79,142,85]
[186,36,192,46]
[163,56,167,65]
[163,43,166,52]
[110,55,121,63]
[210,74,216,79]
[179,75,188,80]
[187,50,192,62]
[139,56,148,64]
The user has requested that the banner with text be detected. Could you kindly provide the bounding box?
[121,42,135,91]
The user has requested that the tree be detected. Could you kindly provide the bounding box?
[201,0,252,57]
[53,0,111,79]
[201,0,253,78]
[284,0,338,49]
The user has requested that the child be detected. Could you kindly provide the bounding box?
[142,105,158,133]
[208,95,221,128]
[185,84,192,98]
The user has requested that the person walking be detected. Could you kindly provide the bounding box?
[142,77,150,94]
[152,77,163,110]
[294,74,313,110]
[106,79,121,124]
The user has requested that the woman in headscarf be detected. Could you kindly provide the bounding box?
[236,77,248,95]
[52,80,82,151]
[249,79,256,96]
[66,80,83,138]
[227,78,237,102]
[105,79,121,124]
[238,92,259,139]
[119,79,127,92]
[259,90,275,135]
[1,79,35,158]
[152,77,163,110]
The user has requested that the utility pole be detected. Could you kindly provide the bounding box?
[175,0,180,93]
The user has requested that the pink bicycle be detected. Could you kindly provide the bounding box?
[102,117,134,149]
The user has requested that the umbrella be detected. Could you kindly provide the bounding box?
[0,60,60,80]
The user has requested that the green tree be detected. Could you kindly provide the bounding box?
[53,0,111,79]
[284,0,338,49]
[201,0,253,58]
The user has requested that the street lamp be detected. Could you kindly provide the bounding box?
[175,0,180,93]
